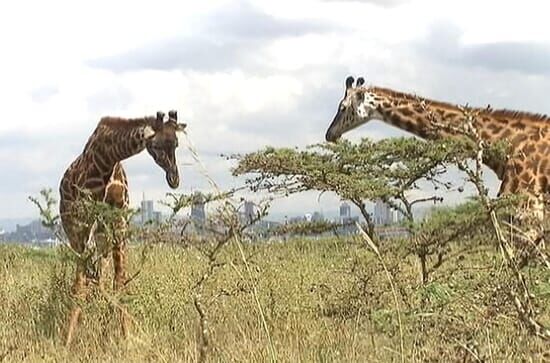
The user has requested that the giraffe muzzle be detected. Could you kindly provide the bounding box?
[166,170,180,189]
[325,129,340,142]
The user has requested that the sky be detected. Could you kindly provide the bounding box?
[1,0,550,222]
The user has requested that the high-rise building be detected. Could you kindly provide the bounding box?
[339,202,351,220]
[374,199,393,225]
[141,199,155,224]
[244,200,255,223]
[191,192,206,222]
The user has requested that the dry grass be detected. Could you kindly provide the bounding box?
[0,235,549,362]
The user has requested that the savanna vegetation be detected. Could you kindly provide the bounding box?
[1,111,549,362]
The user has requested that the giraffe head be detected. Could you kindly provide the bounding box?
[146,110,187,189]
[325,76,382,142]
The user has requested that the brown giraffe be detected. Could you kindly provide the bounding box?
[326,76,549,239]
[59,110,186,345]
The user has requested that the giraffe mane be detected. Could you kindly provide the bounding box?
[371,86,550,123]
[80,116,156,155]
[97,116,155,129]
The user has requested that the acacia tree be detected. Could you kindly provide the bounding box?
[231,136,477,238]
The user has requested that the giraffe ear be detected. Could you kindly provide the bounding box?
[176,123,187,132]
[154,111,165,131]
[356,77,365,87]
[168,110,177,121]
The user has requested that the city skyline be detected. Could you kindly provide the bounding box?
[0,191,439,234]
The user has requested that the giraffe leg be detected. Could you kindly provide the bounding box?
[97,256,110,293]
[112,236,129,338]
[65,262,89,347]
[499,166,546,264]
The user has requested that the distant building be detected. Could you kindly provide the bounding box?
[141,199,155,224]
[339,202,351,222]
[244,200,256,223]
[4,220,55,243]
[374,199,393,226]
[190,192,206,222]
[311,211,324,222]
[138,194,165,225]
[288,216,305,224]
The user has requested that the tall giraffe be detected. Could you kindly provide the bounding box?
[59,110,186,346]
[326,76,549,238]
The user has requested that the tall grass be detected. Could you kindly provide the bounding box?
[0,236,548,362]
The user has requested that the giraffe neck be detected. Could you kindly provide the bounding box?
[372,87,497,141]
[369,87,541,177]
[82,117,155,178]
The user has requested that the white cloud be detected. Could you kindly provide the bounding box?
[1,0,549,219]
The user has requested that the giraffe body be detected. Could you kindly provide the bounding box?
[59,111,185,345]
[326,77,549,243]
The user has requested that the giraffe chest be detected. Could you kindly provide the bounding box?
[61,160,128,206]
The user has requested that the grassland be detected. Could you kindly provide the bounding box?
[0,236,549,362]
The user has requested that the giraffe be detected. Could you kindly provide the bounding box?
[59,110,186,346]
[325,76,549,245]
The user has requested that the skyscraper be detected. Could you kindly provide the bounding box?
[374,199,393,225]
[244,200,255,223]
[141,199,154,224]
[339,202,351,221]
[191,192,206,222]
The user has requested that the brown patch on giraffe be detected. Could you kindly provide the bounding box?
[537,142,550,154]
[404,120,417,132]
[538,176,548,190]
[487,123,503,134]
[384,110,394,119]
[129,138,140,150]
[413,103,425,113]
[512,133,528,145]
[84,179,105,190]
[93,154,111,172]
[540,159,549,174]
[520,171,533,183]
[523,144,536,155]
[513,163,524,175]
[500,128,513,140]
[526,159,539,171]
[511,121,526,130]
[399,108,414,117]
[508,177,520,192]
